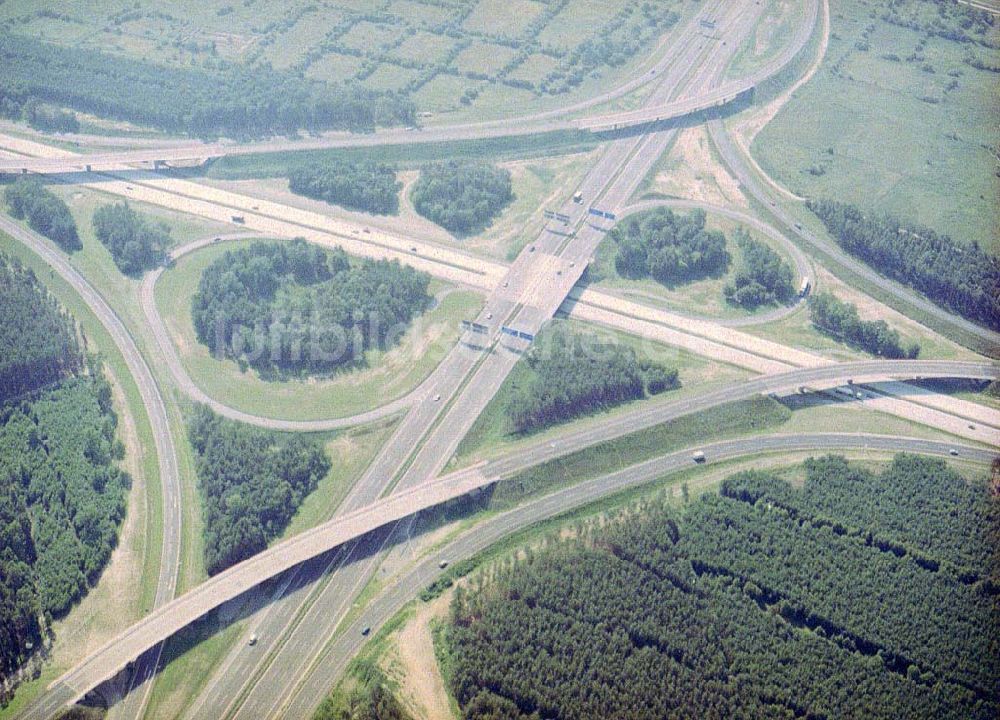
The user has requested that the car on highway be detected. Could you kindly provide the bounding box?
[248,634,257,647]
[439,560,449,569]
[949,449,959,456]
[433,393,441,402]
[692,451,706,463]
[361,626,371,636]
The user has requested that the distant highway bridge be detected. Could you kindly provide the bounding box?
[29,359,997,715]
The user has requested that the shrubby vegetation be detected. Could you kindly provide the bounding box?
[187,406,330,576]
[807,199,1000,331]
[447,455,998,719]
[611,208,730,286]
[314,659,412,720]
[507,330,678,433]
[4,179,80,251]
[92,202,170,276]
[191,240,431,376]
[809,292,920,358]
[0,86,79,133]
[0,255,83,404]
[289,161,401,215]
[411,161,513,234]
[723,228,795,308]
[0,34,415,138]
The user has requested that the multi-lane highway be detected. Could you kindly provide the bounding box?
[12,357,996,719]
[5,0,998,717]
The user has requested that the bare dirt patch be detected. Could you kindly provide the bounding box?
[381,593,456,720]
[648,127,748,208]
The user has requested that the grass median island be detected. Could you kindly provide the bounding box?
[191,239,433,378]
[444,455,998,720]
[589,208,798,319]
[156,239,483,421]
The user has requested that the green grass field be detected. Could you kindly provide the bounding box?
[752,0,1000,253]
[154,240,484,421]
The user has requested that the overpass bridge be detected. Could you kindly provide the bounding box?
[34,359,997,713]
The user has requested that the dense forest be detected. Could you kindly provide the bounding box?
[411,161,513,235]
[807,199,1000,331]
[0,255,83,404]
[4,179,80,252]
[507,330,678,433]
[187,405,330,576]
[0,376,129,698]
[447,454,998,720]
[809,292,920,358]
[92,202,170,276]
[1,254,128,697]
[289,161,401,215]
[723,228,795,308]
[0,34,415,138]
[191,239,431,376]
[611,208,730,286]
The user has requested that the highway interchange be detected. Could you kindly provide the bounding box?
[1,0,998,717]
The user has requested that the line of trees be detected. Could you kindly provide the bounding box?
[724,228,795,308]
[507,329,678,433]
[446,454,997,719]
[411,161,513,235]
[187,405,331,576]
[807,198,1000,331]
[0,34,416,139]
[611,207,731,286]
[0,255,83,404]
[4,179,80,252]
[809,292,920,358]
[92,202,170,276]
[191,240,431,376]
[288,161,401,215]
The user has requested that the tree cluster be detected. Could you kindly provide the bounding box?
[1,375,129,687]
[0,34,415,139]
[411,161,513,235]
[92,202,170,276]
[809,292,920,358]
[507,330,678,433]
[289,161,401,215]
[191,240,431,376]
[447,454,998,720]
[0,255,83,404]
[724,228,795,308]
[187,405,331,576]
[807,198,1000,331]
[4,179,80,252]
[611,208,730,286]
